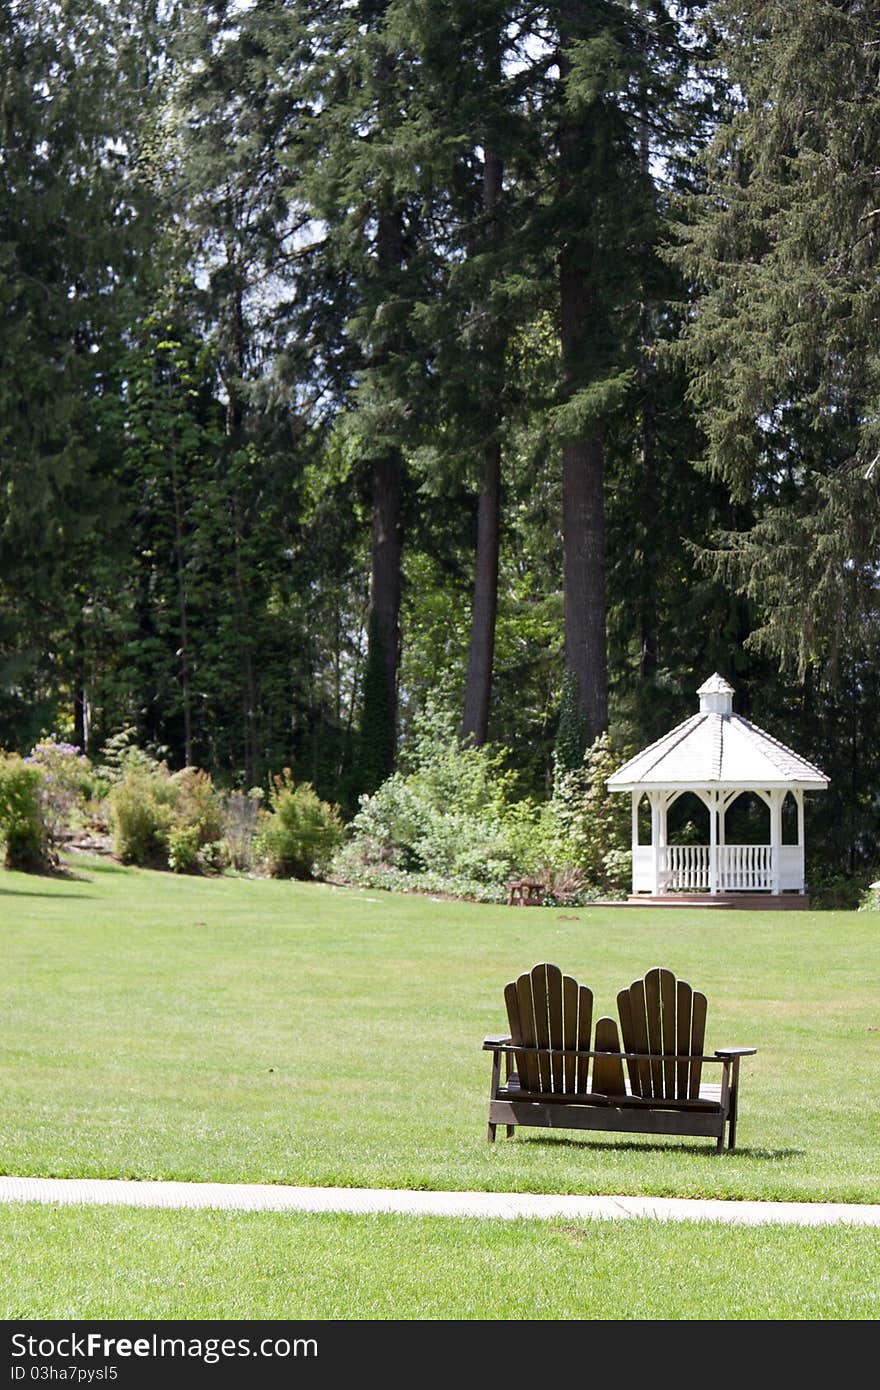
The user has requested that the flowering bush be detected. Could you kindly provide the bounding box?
[26,735,92,847]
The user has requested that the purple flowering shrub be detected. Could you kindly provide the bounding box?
[25,734,92,847]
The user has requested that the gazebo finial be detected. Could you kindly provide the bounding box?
[697,672,734,714]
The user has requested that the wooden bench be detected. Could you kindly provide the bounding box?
[484,963,755,1151]
[507,879,544,907]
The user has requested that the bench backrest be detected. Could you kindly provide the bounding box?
[504,963,626,1096]
[617,966,707,1101]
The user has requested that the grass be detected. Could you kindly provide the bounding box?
[1,854,878,1203]
[1,1203,878,1319]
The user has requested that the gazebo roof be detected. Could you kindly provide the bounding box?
[606,674,829,792]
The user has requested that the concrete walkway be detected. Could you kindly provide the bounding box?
[1,1176,878,1227]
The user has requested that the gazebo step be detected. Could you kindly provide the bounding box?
[623,892,811,911]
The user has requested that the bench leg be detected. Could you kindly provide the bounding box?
[487,1121,497,1143]
[727,1058,741,1151]
[506,1125,515,1138]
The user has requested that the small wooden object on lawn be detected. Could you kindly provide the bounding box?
[507,879,544,907]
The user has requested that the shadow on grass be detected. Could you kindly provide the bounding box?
[0,888,96,898]
[510,1135,805,1160]
[0,862,94,893]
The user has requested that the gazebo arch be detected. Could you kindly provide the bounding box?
[606,675,828,904]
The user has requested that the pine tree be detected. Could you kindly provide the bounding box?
[674,0,880,683]
[0,0,163,748]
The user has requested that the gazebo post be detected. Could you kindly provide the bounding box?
[708,790,718,895]
[649,792,662,895]
[770,789,783,895]
[796,789,805,892]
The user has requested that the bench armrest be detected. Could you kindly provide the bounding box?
[483,1033,513,1049]
[714,1047,757,1058]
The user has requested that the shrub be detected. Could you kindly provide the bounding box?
[26,734,92,847]
[109,768,177,867]
[172,768,224,847]
[167,825,201,874]
[548,732,634,894]
[0,756,50,871]
[257,772,344,879]
[809,867,864,910]
[109,765,224,872]
[858,879,880,912]
[336,704,544,894]
[333,709,635,903]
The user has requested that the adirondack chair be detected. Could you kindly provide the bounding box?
[484,964,756,1151]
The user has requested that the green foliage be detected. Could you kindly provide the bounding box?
[109,766,224,873]
[109,769,177,869]
[336,703,567,896]
[551,732,635,894]
[674,0,880,684]
[257,772,343,880]
[554,668,588,774]
[0,0,163,754]
[808,868,866,913]
[337,709,637,900]
[0,755,49,871]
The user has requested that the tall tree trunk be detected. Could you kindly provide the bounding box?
[224,250,258,784]
[561,428,607,740]
[638,313,659,683]
[558,211,608,741]
[368,450,402,759]
[558,7,608,742]
[462,438,501,745]
[169,448,193,768]
[462,134,504,747]
[359,198,404,785]
[637,69,658,683]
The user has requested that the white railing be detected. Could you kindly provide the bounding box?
[663,844,711,891]
[655,844,775,893]
[721,844,773,891]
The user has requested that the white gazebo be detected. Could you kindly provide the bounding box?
[606,674,828,902]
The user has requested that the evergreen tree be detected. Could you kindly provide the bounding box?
[0,0,163,748]
[675,0,880,684]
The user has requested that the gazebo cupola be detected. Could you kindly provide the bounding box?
[606,675,828,902]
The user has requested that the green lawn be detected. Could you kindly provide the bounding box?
[1,855,878,1205]
[2,1204,878,1319]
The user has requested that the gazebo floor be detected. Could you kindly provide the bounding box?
[615,892,811,911]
